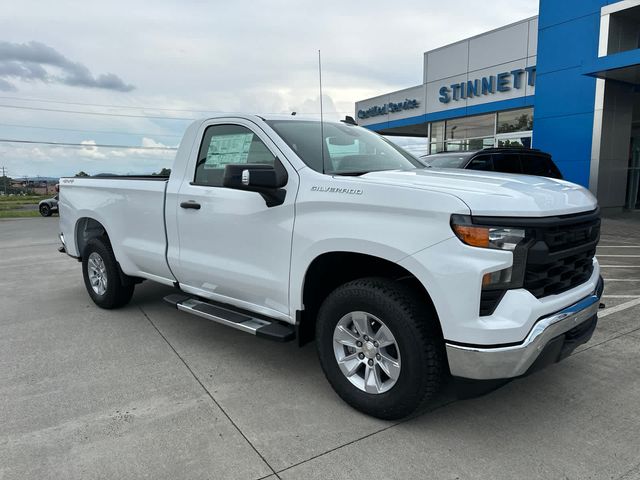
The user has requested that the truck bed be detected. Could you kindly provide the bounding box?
[59,176,174,284]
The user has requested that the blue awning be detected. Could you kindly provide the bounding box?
[582,48,640,86]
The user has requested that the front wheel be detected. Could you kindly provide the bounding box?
[316,278,445,420]
[39,204,51,217]
[82,237,135,309]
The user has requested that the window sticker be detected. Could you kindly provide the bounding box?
[204,133,253,169]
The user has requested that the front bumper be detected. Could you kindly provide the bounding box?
[445,276,604,380]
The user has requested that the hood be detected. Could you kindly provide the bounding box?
[358,168,598,217]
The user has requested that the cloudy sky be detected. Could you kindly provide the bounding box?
[1,0,537,177]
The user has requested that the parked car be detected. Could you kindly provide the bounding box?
[58,115,602,420]
[420,148,563,179]
[39,194,59,217]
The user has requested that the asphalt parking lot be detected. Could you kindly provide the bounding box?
[1,215,639,480]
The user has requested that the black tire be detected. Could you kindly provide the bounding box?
[316,277,445,420]
[39,204,51,217]
[82,237,135,309]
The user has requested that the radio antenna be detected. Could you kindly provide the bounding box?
[318,49,326,174]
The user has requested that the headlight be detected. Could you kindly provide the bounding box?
[451,215,530,302]
[451,216,525,251]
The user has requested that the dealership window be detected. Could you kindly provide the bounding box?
[446,114,495,140]
[496,108,533,134]
[426,108,535,154]
[440,113,495,152]
[446,137,495,151]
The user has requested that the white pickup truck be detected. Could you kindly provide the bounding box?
[59,114,604,419]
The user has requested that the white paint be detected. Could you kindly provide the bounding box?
[600,265,640,268]
[599,297,640,318]
[602,295,640,298]
[601,279,640,281]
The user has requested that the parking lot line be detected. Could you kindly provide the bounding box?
[599,265,640,268]
[597,254,640,257]
[599,297,640,318]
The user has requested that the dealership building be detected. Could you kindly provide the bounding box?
[355,0,640,210]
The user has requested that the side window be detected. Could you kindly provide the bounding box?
[194,124,276,187]
[521,154,563,179]
[466,155,493,171]
[491,153,522,174]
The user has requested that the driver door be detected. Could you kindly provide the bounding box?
[170,120,298,321]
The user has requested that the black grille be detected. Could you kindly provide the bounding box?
[523,213,600,298]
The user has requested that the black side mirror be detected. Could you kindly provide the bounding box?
[223,162,288,206]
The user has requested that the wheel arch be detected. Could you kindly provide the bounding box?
[75,217,110,259]
[297,251,442,345]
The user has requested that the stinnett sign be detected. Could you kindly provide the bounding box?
[439,66,536,104]
[357,98,420,119]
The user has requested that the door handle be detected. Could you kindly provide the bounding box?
[180,201,201,210]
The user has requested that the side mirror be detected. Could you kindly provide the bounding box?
[223,162,288,206]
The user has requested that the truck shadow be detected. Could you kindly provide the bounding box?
[128,280,604,428]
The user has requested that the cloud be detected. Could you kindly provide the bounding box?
[0,41,135,92]
[290,94,341,121]
[0,77,16,91]
[0,136,176,177]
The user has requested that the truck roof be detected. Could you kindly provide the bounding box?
[194,113,343,124]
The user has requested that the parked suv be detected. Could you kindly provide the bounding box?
[420,148,563,179]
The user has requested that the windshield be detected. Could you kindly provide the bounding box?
[266,120,422,175]
[422,153,471,169]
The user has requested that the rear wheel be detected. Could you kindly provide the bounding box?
[82,237,135,309]
[39,204,51,217]
[316,278,445,420]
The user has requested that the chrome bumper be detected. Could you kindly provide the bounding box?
[446,278,604,380]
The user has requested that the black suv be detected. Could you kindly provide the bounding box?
[419,148,563,179]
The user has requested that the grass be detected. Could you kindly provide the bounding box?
[0,195,51,218]
[0,209,42,218]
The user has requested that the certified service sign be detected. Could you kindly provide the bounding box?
[357,99,420,120]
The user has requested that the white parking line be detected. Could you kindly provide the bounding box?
[602,279,640,281]
[599,297,640,318]
[598,245,640,248]
[597,255,640,257]
[600,265,640,268]
[603,295,640,298]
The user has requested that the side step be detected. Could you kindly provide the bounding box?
[164,294,295,342]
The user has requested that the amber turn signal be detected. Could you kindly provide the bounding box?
[451,224,490,248]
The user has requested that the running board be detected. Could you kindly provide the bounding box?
[163,294,295,342]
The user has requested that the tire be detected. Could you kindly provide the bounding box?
[39,204,51,217]
[316,277,445,420]
[82,237,135,309]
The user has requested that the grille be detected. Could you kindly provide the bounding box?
[523,214,600,298]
